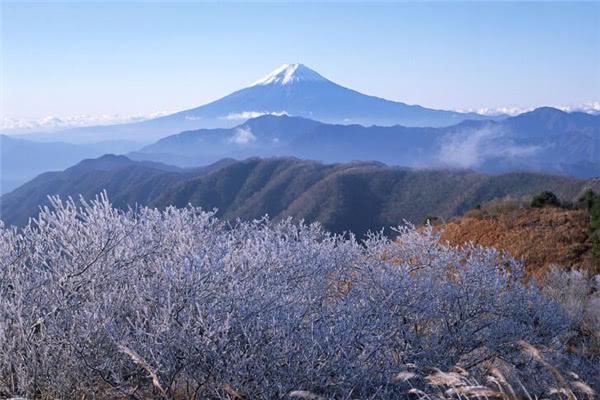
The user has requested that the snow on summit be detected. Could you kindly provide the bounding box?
[251,64,326,86]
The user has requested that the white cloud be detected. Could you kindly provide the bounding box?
[222,111,288,121]
[0,111,172,132]
[455,101,600,116]
[558,101,600,114]
[438,126,542,168]
[453,106,531,116]
[477,107,532,116]
[228,127,256,145]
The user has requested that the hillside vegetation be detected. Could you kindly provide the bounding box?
[436,189,600,277]
[0,194,598,399]
[438,202,598,278]
[2,156,599,236]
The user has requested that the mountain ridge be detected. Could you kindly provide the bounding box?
[0,135,138,194]
[132,107,600,178]
[3,156,599,235]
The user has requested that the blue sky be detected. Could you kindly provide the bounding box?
[1,1,599,122]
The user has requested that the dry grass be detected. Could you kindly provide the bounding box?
[110,342,598,400]
[391,342,596,400]
[438,203,598,279]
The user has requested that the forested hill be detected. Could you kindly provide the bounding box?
[2,155,599,235]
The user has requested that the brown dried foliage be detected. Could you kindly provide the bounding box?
[437,203,599,280]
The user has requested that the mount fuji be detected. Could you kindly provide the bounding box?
[25,64,493,143]
[160,63,490,128]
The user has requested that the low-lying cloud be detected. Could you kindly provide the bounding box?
[456,101,600,117]
[228,127,257,145]
[1,112,172,133]
[222,111,288,121]
[438,126,543,169]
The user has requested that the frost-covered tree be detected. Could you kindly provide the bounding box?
[0,193,595,399]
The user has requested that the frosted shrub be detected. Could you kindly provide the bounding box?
[543,267,600,363]
[0,194,593,399]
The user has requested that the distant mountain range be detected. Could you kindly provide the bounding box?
[131,107,600,178]
[16,64,494,143]
[2,106,597,196]
[1,64,597,194]
[0,135,138,194]
[2,155,598,235]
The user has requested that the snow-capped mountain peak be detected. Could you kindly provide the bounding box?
[251,64,326,86]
